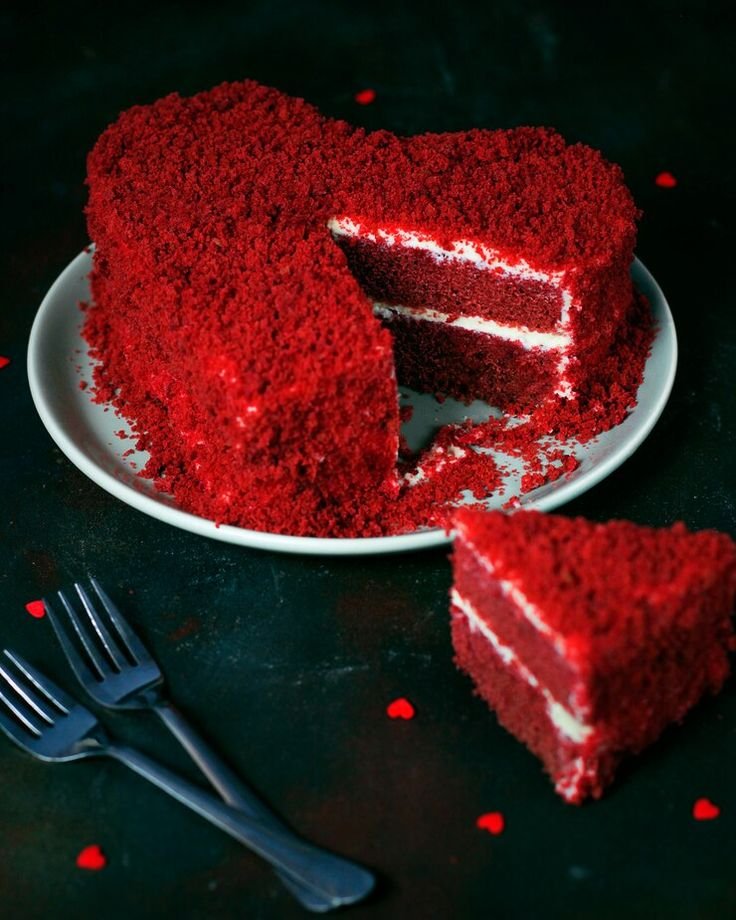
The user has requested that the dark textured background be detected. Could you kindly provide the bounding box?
[2,2,735,917]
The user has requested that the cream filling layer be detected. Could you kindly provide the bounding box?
[373,302,571,352]
[451,589,593,744]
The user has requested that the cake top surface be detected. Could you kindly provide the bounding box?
[88,78,637,271]
[454,509,736,655]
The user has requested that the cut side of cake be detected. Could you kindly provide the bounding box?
[328,217,576,405]
[329,127,637,412]
[84,79,640,536]
[451,509,736,803]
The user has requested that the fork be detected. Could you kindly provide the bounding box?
[43,579,370,913]
[0,649,374,911]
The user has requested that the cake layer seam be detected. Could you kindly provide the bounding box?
[451,589,592,743]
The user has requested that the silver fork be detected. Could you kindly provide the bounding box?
[0,649,374,911]
[43,579,371,913]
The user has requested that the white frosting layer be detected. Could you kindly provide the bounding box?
[451,589,592,744]
[554,355,574,400]
[554,756,598,802]
[373,303,571,352]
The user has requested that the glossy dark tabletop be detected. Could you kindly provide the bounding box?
[2,2,735,917]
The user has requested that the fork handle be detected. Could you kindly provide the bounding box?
[106,742,374,911]
[153,702,279,821]
[152,703,334,912]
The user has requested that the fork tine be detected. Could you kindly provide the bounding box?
[3,650,72,714]
[0,686,43,737]
[57,589,110,679]
[90,577,150,665]
[44,597,99,687]
[0,661,55,725]
[74,583,129,671]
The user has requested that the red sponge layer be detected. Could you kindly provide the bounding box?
[382,312,560,408]
[334,233,567,330]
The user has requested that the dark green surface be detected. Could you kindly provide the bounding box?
[2,2,736,917]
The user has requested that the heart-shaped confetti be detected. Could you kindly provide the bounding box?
[476,812,505,835]
[386,697,415,719]
[692,797,720,821]
[655,171,677,188]
[354,88,376,105]
[0,356,10,370]
[25,600,46,619]
[76,844,107,870]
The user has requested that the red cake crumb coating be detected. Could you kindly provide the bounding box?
[450,510,736,803]
[85,79,640,537]
[334,128,637,268]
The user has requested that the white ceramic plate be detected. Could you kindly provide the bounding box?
[27,250,676,555]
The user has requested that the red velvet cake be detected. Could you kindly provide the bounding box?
[451,509,736,803]
[85,79,639,536]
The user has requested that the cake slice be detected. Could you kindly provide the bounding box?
[450,509,736,803]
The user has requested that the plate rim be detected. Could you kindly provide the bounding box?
[27,250,677,556]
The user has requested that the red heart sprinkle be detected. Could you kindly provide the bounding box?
[25,600,46,619]
[386,697,415,719]
[692,797,720,821]
[655,171,677,188]
[0,356,10,370]
[476,812,505,835]
[76,844,107,870]
[355,88,376,105]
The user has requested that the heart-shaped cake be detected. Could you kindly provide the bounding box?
[85,80,639,537]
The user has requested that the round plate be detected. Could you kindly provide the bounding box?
[27,250,676,556]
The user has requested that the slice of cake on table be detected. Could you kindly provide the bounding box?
[450,509,736,803]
